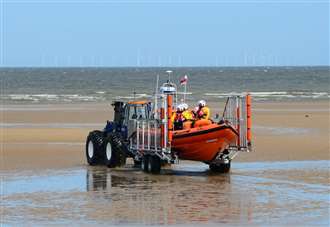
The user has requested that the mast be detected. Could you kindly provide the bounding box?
[154,74,159,118]
[166,70,172,82]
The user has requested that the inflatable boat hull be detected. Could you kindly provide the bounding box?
[172,123,238,162]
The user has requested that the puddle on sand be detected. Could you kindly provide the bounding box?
[1,161,329,226]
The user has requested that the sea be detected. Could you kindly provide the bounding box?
[1,66,329,104]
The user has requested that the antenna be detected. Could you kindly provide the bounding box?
[166,70,173,82]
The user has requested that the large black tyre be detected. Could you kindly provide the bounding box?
[209,161,231,173]
[141,155,149,172]
[110,133,127,166]
[149,155,161,174]
[86,130,105,165]
[103,133,126,168]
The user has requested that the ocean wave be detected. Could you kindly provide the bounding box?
[204,91,329,100]
[2,94,106,103]
[115,93,152,100]
[6,94,40,102]
[2,90,329,104]
[177,92,193,95]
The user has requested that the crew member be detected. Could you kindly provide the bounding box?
[181,103,194,121]
[192,106,199,119]
[170,105,179,123]
[171,104,184,130]
[196,100,210,120]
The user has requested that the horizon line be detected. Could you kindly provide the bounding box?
[1,65,329,68]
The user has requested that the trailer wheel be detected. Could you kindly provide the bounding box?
[149,155,161,174]
[141,155,149,172]
[86,130,104,165]
[209,161,231,173]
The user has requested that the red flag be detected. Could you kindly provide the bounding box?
[180,75,188,85]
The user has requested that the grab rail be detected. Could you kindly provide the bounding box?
[134,120,161,152]
[223,94,252,152]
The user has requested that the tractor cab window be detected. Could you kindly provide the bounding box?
[128,104,149,120]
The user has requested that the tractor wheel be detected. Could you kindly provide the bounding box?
[110,133,127,166]
[209,161,231,173]
[141,155,149,172]
[86,130,104,165]
[103,133,126,168]
[149,155,161,174]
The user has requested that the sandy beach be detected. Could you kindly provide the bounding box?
[1,100,330,225]
[1,101,329,171]
[0,99,329,227]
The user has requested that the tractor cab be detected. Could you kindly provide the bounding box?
[125,100,151,122]
[124,100,152,139]
[105,100,152,140]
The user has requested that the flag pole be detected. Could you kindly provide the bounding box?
[184,82,187,102]
[180,75,188,103]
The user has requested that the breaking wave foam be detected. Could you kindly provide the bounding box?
[2,90,329,104]
[114,93,152,100]
[2,94,106,103]
[204,91,329,100]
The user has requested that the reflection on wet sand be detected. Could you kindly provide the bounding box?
[85,166,246,225]
[2,161,329,226]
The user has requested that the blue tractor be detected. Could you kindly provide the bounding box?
[85,100,152,168]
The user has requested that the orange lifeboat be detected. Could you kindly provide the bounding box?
[171,120,238,162]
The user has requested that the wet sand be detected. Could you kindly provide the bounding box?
[1,101,330,225]
[1,161,329,225]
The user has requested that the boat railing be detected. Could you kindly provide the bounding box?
[223,94,252,152]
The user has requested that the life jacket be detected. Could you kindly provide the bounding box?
[182,110,194,121]
[173,112,184,130]
[170,112,176,123]
[197,106,210,120]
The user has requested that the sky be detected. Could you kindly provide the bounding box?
[1,0,329,67]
